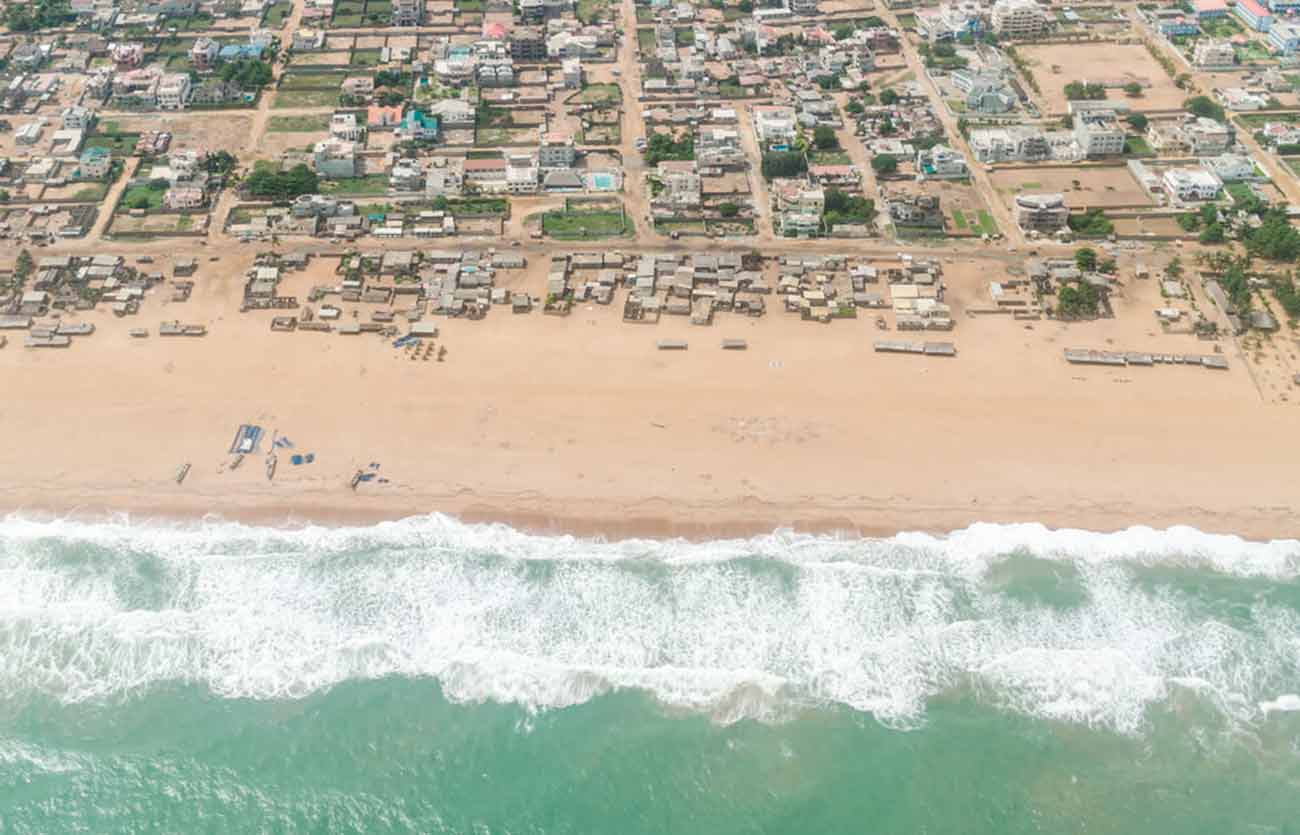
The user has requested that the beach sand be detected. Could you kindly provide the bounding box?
[1,252,1296,541]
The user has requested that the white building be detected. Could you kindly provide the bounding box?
[1073,110,1125,158]
[752,105,797,146]
[916,144,969,179]
[1193,39,1236,68]
[1162,168,1223,201]
[969,126,1050,164]
[60,105,96,131]
[156,73,191,110]
[330,112,366,141]
[392,0,423,26]
[991,0,1048,38]
[313,138,359,179]
[538,131,576,168]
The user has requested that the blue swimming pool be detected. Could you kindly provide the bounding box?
[590,172,616,190]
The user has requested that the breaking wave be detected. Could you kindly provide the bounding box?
[0,513,1297,734]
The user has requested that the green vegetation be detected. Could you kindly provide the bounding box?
[262,1,291,26]
[203,151,238,176]
[920,42,968,71]
[761,151,808,180]
[273,89,340,108]
[268,114,332,132]
[542,207,630,239]
[1075,247,1097,271]
[1124,136,1153,155]
[1123,81,1143,98]
[351,48,384,67]
[822,190,875,230]
[1270,273,1300,318]
[85,132,141,157]
[1243,211,1300,261]
[577,0,609,22]
[644,132,694,166]
[1068,209,1113,236]
[1056,282,1102,319]
[812,125,838,151]
[718,202,740,218]
[1184,95,1225,123]
[246,162,319,200]
[320,174,390,196]
[569,83,622,105]
[4,0,75,31]
[871,154,898,176]
[1127,113,1149,133]
[121,180,169,211]
[879,88,900,106]
[71,184,109,201]
[220,60,274,90]
[1064,81,1106,100]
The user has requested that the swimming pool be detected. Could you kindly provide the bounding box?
[590,172,617,190]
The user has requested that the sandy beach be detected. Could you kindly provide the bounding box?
[1,249,1297,541]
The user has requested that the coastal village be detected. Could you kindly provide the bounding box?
[3,0,1300,454]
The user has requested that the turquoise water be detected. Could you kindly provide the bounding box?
[589,172,616,190]
[1,517,1298,833]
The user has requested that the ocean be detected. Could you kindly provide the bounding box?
[0,515,1298,834]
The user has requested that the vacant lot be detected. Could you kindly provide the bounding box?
[268,114,333,132]
[273,88,341,109]
[542,208,630,239]
[1014,42,1183,113]
[990,165,1153,209]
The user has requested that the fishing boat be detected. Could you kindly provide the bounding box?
[175,463,191,485]
[266,455,277,482]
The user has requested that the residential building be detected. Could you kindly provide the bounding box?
[511,26,548,61]
[653,161,702,211]
[77,146,113,179]
[1013,193,1069,232]
[330,112,366,141]
[991,0,1048,38]
[110,42,145,67]
[425,158,465,197]
[1234,0,1272,31]
[191,79,243,106]
[916,144,969,179]
[427,99,476,128]
[392,0,423,26]
[952,70,1016,113]
[164,186,206,210]
[752,105,798,146]
[888,194,944,229]
[538,131,576,168]
[505,153,539,194]
[696,127,746,167]
[190,37,219,72]
[1202,153,1257,181]
[1073,110,1125,158]
[1162,168,1223,201]
[1151,9,1200,37]
[790,0,819,13]
[563,58,582,89]
[969,126,1050,163]
[464,157,508,186]
[60,105,96,131]
[397,110,440,142]
[157,73,191,110]
[293,28,326,51]
[477,59,515,87]
[1193,38,1236,68]
[1192,0,1228,18]
[1221,87,1269,110]
[313,139,359,178]
[389,158,425,191]
[112,68,162,109]
[1269,21,1300,53]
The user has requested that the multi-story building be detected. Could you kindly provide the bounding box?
[60,105,96,131]
[330,112,366,142]
[991,0,1048,38]
[1191,0,1228,19]
[190,37,219,72]
[397,110,440,142]
[392,0,423,26]
[77,146,113,179]
[510,26,548,61]
[157,73,191,110]
[1150,9,1200,37]
[110,42,145,67]
[969,126,1050,164]
[752,105,797,146]
[916,144,969,179]
[696,128,746,167]
[1162,168,1223,201]
[1269,21,1300,53]
[1234,0,1272,32]
[1013,193,1069,232]
[313,139,359,178]
[538,131,576,168]
[790,0,820,13]
[164,186,206,210]
[888,194,944,229]
[1073,110,1125,158]
[1193,38,1236,67]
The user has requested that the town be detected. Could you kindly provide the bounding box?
[2,0,1299,405]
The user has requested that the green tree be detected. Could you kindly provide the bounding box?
[718,202,740,218]
[761,151,808,179]
[1199,223,1226,244]
[1243,210,1300,260]
[870,154,897,175]
[1184,95,1225,122]
[846,98,864,115]
[1123,81,1143,97]
[879,88,899,106]
[833,23,854,40]
[1165,257,1183,279]
[812,125,838,150]
[1126,113,1149,132]
[1075,247,1097,272]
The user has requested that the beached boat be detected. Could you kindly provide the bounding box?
[175,463,190,485]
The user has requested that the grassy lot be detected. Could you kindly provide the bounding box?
[637,8,653,22]
[458,0,485,10]
[950,209,969,230]
[273,88,340,108]
[1124,136,1153,155]
[569,83,622,105]
[262,1,291,25]
[320,174,390,196]
[268,114,332,132]
[895,13,917,29]
[279,71,349,90]
[120,183,168,211]
[351,48,383,66]
[637,28,657,54]
[71,183,109,201]
[543,208,630,239]
[1225,182,1259,204]
[85,132,141,157]
[810,150,851,165]
[976,210,997,235]
[577,0,609,23]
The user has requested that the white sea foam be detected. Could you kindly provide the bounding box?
[0,513,1297,733]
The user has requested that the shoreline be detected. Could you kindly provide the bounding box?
[2,486,1296,543]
